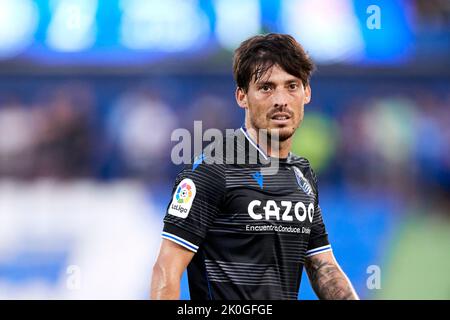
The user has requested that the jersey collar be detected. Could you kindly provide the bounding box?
[239,127,269,161]
[239,126,297,163]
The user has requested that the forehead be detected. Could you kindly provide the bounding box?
[253,64,300,84]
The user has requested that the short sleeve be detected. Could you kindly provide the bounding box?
[162,159,225,253]
[305,167,332,257]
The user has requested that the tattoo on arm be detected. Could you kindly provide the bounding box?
[304,256,358,300]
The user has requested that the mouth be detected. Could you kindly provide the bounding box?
[270,112,292,125]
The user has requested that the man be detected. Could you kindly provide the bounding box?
[151,34,359,300]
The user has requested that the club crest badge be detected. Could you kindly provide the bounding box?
[293,167,313,195]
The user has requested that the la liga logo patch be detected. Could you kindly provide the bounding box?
[176,181,193,204]
[169,178,196,218]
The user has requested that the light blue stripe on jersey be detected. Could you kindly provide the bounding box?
[162,232,199,253]
[305,245,332,257]
[240,127,269,160]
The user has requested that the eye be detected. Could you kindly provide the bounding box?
[259,84,272,92]
[288,83,299,90]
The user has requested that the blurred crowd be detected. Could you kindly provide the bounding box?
[0,84,93,179]
[0,76,449,213]
[0,78,237,182]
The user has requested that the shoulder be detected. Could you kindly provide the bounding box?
[288,153,319,187]
[289,153,312,167]
[175,139,228,187]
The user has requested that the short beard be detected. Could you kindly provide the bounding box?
[267,127,295,142]
[249,116,298,143]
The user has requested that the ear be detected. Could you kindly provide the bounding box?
[235,87,248,109]
[304,84,311,105]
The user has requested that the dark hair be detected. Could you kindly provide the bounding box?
[233,33,315,92]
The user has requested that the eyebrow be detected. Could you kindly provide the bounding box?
[255,79,300,86]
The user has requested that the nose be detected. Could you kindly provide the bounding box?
[272,89,289,109]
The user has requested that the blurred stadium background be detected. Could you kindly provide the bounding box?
[0,0,449,299]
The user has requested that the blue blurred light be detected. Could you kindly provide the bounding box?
[119,0,210,52]
[214,0,261,51]
[352,0,414,64]
[0,0,38,58]
[280,0,365,63]
[46,0,98,52]
[0,0,432,66]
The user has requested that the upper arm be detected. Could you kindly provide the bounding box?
[162,158,226,254]
[151,239,195,299]
[304,250,336,272]
[305,166,331,256]
[304,251,359,300]
[302,166,358,299]
[153,238,195,280]
[304,250,341,294]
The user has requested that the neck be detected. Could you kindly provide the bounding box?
[244,122,292,159]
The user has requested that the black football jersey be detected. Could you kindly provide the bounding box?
[162,127,331,300]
